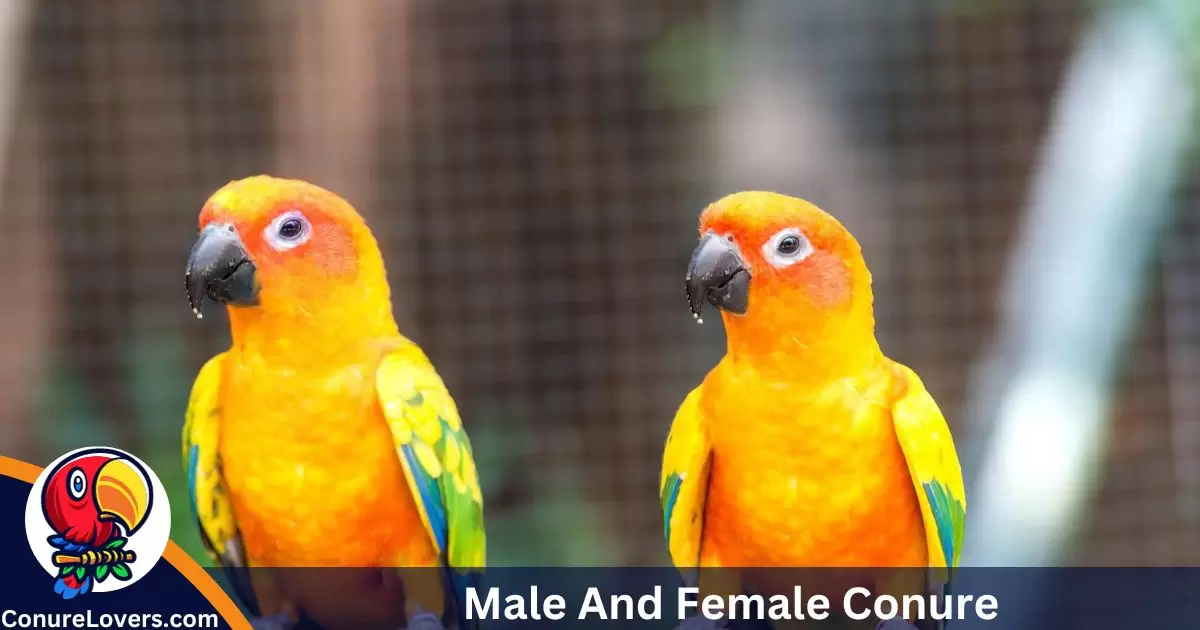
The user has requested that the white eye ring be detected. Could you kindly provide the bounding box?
[264,211,311,251]
[762,228,813,268]
[67,468,87,501]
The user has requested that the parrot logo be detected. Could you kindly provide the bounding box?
[23,447,171,600]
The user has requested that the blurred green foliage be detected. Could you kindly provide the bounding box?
[647,18,729,109]
[470,417,625,566]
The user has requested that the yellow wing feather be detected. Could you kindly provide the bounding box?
[182,353,258,612]
[889,362,967,576]
[182,353,238,561]
[660,387,711,573]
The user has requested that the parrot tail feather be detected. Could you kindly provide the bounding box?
[937,579,953,630]
[54,574,93,600]
[448,571,480,630]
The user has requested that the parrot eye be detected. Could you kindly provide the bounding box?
[763,228,813,268]
[67,468,87,501]
[777,236,801,255]
[265,211,311,251]
[279,219,303,239]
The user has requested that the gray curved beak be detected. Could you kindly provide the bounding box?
[685,232,750,319]
[186,223,259,314]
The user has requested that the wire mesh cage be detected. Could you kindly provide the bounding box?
[0,0,1196,567]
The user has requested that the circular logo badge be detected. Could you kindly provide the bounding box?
[24,446,171,598]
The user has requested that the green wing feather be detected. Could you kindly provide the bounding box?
[377,346,486,571]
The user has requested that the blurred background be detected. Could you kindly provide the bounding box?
[0,0,1197,569]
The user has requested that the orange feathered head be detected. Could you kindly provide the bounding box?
[686,191,877,363]
[185,175,391,327]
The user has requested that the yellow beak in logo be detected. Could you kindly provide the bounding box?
[95,457,151,535]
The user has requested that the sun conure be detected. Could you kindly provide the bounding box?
[183,175,485,630]
[660,191,966,628]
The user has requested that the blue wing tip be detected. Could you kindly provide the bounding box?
[186,444,201,516]
[401,445,449,551]
[661,473,683,542]
[921,481,961,570]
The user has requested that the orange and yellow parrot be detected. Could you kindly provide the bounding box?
[182,176,485,630]
[660,191,965,628]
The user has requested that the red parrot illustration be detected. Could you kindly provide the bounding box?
[40,449,153,599]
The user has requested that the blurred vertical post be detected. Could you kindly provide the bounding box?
[0,0,37,456]
[713,0,902,332]
[271,0,414,321]
[0,0,30,185]
[960,0,1196,577]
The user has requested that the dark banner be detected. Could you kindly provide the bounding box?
[203,566,1200,630]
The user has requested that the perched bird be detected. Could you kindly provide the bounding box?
[183,176,485,630]
[661,191,965,628]
[42,450,151,599]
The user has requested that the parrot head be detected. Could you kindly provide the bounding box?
[42,451,152,546]
[185,176,395,338]
[686,191,878,368]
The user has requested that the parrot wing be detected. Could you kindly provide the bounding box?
[889,362,967,578]
[376,346,485,626]
[660,387,711,575]
[182,352,259,614]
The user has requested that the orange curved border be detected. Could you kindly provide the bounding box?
[0,456,251,630]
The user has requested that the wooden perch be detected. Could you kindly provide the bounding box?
[53,549,136,567]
